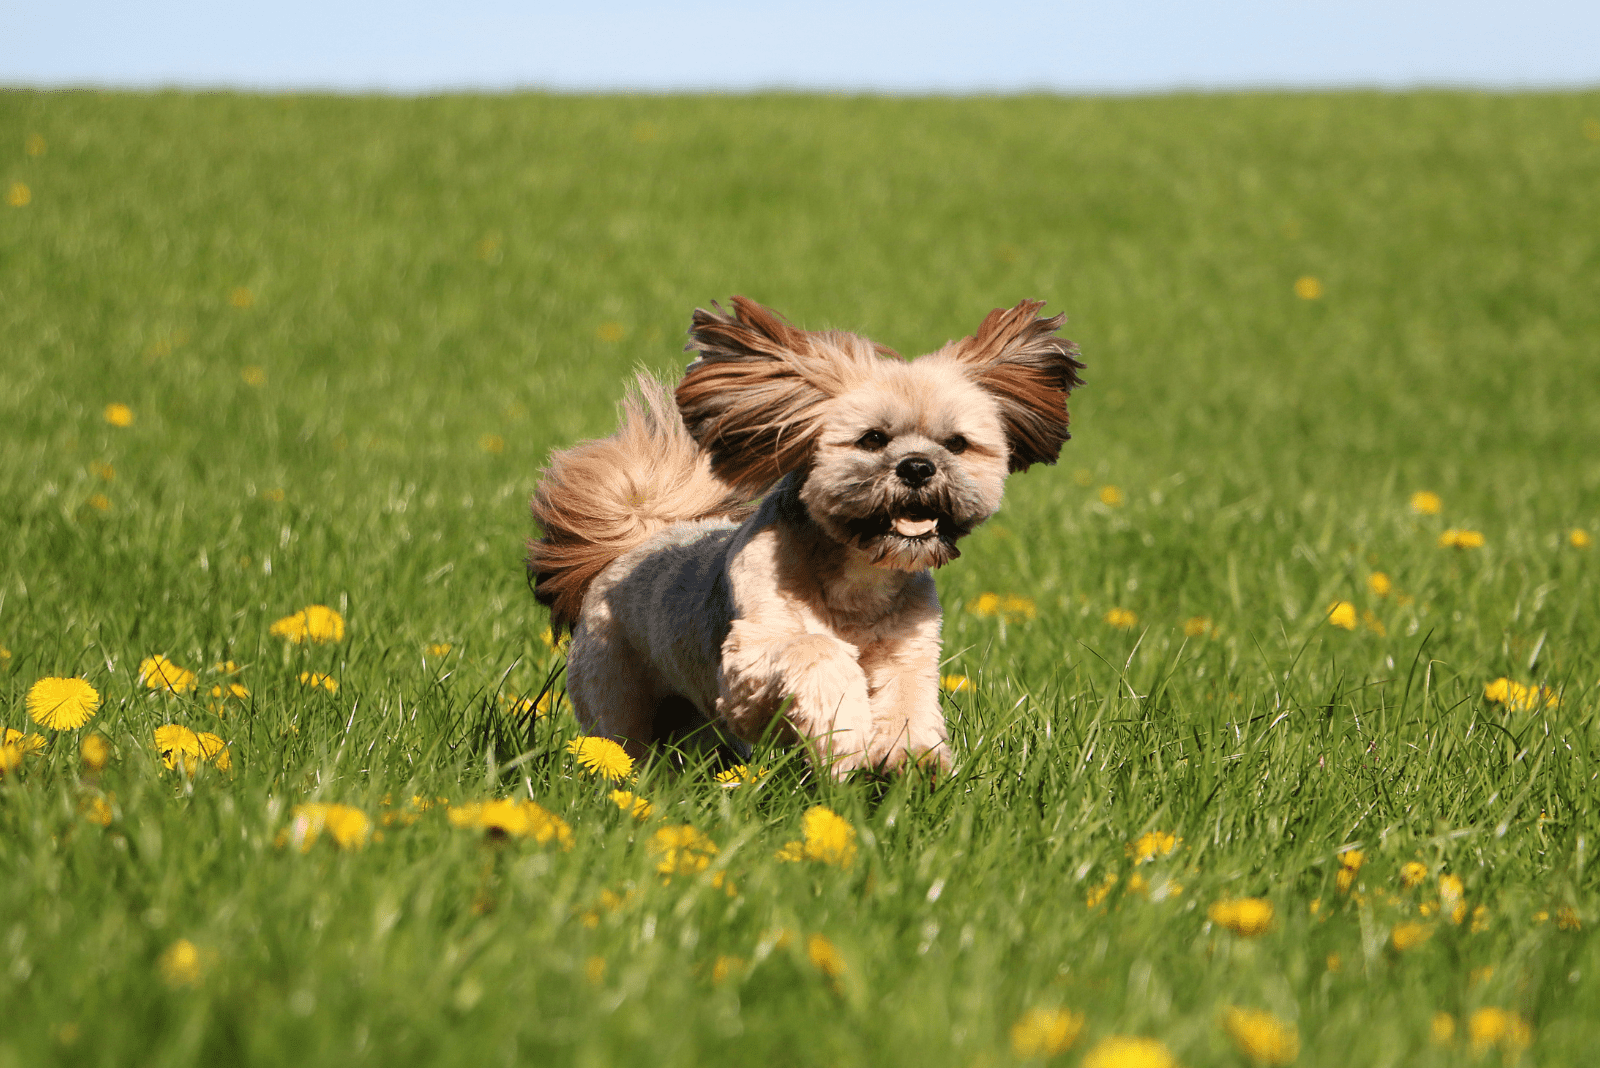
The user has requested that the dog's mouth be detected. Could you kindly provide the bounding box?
[891,512,940,539]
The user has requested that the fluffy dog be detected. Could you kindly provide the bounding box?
[529,297,1083,776]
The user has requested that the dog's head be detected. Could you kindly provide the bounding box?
[676,297,1084,570]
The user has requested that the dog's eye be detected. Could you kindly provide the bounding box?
[944,435,969,455]
[856,429,890,451]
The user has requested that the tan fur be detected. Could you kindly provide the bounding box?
[530,298,1082,776]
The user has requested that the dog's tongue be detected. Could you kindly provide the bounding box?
[893,516,938,538]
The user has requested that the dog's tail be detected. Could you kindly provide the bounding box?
[529,375,755,632]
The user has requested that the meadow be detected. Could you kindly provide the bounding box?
[2,88,1599,1066]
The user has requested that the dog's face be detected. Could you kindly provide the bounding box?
[676,298,1084,570]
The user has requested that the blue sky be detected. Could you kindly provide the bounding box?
[5,0,1599,93]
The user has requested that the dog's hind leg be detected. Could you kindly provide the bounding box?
[565,621,659,762]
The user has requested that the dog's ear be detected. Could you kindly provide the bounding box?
[676,296,841,492]
[949,300,1085,472]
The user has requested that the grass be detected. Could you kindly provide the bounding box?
[2,88,1599,1066]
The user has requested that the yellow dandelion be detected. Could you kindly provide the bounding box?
[1570,529,1592,549]
[0,645,9,664]
[1470,965,1495,987]
[425,642,452,658]
[260,487,285,502]
[1325,601,1357,630]
[153,724,202,773]
[1399,861,1428,888]
[4,728,46,755]
[207,681,250,715]
[1557,906,1581,931]
[710,955,745,985]
[299,671,339,693]
[86,493,111,512]
[596,322,626,343]
[940,674,973,693]
[241,365,267,386]
[1325,952,1341,972]
[1098,485,1125,507]
[1086,873,1118,908]
[1361,610,1386,636]
[1390,921,1431,950]
[566,735,635,781]
[1127,831,1180,864]
[1336,849,1364,893]
[1470,904,1490,933]
[6,182,31,207]
[1483,677,1558,712]
[197,732,231,771]
[25,133,47,156]
[1467,1008,1531,1055]
[584,956,606,985]
[648,824,718,876]
[1222,1007,1299,1065]
[228,286,254,309]
[1182,615,1212,637]
[80,733,112,771]
[103,403,134,427]
[1438,528,1485,549]
[1430,1012,1456,1046]
[609,790,653,820]
[479,433,505,454]
[158,939,205,987]
[1293,275,1323,300]
[0,743,21,777]
[1209,898,1275,936]
[806,933,846,982]
[447,798,573,848]
[81,795,113,826]
[139,654,197,695]
[27,676,101,730]
[90,461,115,480]
[1410,491,1441,515]
[1367,571,1392,597]
[972,592,1001,616]
[280,802,373,851]
[799,805,858,868]
[271,604,345,644]
[1082,1035,1177,1068]
[775,840,806,862]
[1105,607,1139,629]
[1011,1007,1086,1058]
[540,626,567,651]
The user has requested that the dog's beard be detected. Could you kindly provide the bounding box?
[805,474,989,572]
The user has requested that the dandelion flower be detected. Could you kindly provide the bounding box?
[270,604,345,644]
[425,642,452,658]
[1222,1007,1299,1065]
[648,824,718,876]
[609,790,653,820]
[1099,485,1125,507]
[4,728,46,755]
[711,955,745,984]
[1483,677,1557,712]
[139,654,197,694]
[585,956,606,985]
[241,365,266,386]
[1209,898,1274,936]
[940,674,973,693]
[103,403,134,427]
[299,672,339,693]
[806,933,846,982]
[1438,529,1485,549]
[1410,491,1441,515]
[1082,1035,1177,1068]
[1430,1012,1456,1046]
[1127,831,1180,864]
[1011,1008,1085,1058]
[1556,906,1581,931]
[1467,1008,1531,1055]
[972,592,1000,616]
[207,682,249,715]
[197,732,231,771]
[27,676,101,730]
[1336,849,1364,892]
[799,806,858,868]
[7,182,32,208]
[1182,616,1212,637]
[0,743,21,776]
[775,840,806,862]
[280,802,373,851]
[1293,276,1323,300]
[1086,873,1119,908]
[567,736,635,781]
[1323,601,1357,630]
[228,286,254,309]
[87,493,111,512]
[1571,529,1592,549]
[81,795,113,826]
[80,733,112,771]
[1399,861,1428,889]
[596,322,626,343]
[447,798,573,848]
[1105,607,1138,629]
[1367,571,1392,597]
[90,461,116,481]
[1390,921,1431,950]
[158,939,205,987]
[153,724,202,773]
[25,133,47,156]
[479,433,505,454]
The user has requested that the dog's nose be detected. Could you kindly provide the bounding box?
[895,456,937,487]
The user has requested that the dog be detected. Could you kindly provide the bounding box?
[528,297,1083,777]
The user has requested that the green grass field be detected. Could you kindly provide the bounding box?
[3,89,1600,1067]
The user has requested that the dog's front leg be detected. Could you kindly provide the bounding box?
[861,631,953,774]
[717,620,873,777]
